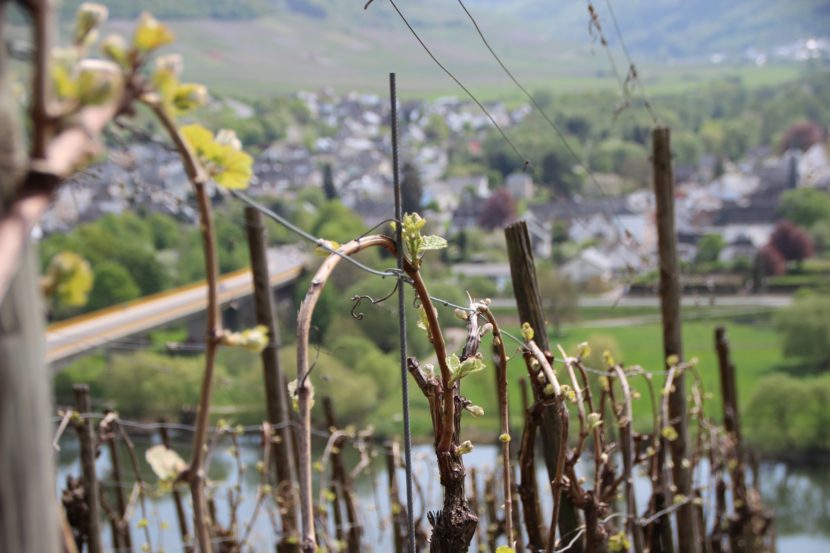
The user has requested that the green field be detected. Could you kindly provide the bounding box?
[374,314,783,439]
[55,309,782,443]
[89,14,811,100]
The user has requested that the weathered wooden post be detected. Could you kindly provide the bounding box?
[505,221,583,552]
[323,397,361,552]
[103,409,132,552]
[73,384,103,553]
[652,127,700,553]
[244,206,300,551]
[715,327,741,452]
[385,440,406,553]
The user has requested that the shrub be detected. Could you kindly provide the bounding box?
[745,372,830,453]
[775,296,830,370]
[769,220,814,264]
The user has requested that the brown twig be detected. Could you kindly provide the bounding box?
[144,99,219,553]
[610,366,644,553]
[296,235,398,552]
[478,305,514,546]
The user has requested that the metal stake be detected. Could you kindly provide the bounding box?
[390,72,416,553]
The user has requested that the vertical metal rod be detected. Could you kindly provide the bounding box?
[390,72,416,553]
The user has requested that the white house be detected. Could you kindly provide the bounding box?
[560,247,612,284]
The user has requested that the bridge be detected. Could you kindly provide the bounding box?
[46,247,307,364]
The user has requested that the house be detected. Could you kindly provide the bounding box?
[798,143,830,187]
[352,199,396,228]
[719,235,757,264]
[506,172,534,200]
[560,247,612,284]
[707,200,777,247]
[451,192,488,231]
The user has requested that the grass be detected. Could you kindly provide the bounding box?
[422,314,784,440]
[55,311,784,443]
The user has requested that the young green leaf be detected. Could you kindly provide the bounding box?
[101,34,129,68]
[74,3,108,47]
[180,124,217,155]
[608,531,631,553]
[455,440,474,455]
[76,59,122,105]
[448,353,486,384]
[221,325,269,353]
[51,49,79,101]
[133,12,174,52]
[420,235,447,251]
[521,322,534,342]
[211,146,253,190]
[180,124,253,189]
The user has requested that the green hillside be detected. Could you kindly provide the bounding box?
[47,0,826,97]
[58,0,829,57]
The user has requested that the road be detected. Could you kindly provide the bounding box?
[46,247,306,364]
[489,294,793,310]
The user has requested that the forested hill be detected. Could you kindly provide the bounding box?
[54,0,829,58]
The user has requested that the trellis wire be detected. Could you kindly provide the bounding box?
[230,189,476,315]
[389,71,418,553]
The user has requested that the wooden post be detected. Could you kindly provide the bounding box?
[244,206,300,550]
[104,409,132,552]
[505,221,583,552]
[323,397,361,552]
[73,384,103,553]
[715,327,741,451]
[385,440,405,553]
[468,468,486,551]
[517,377,546,552]
[0,248,62,553]
[484,471,500,551]
[652,127,700,553]
[715,327,754,553]
[159,422,193,553]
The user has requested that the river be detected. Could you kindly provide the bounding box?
[55,435,830,552]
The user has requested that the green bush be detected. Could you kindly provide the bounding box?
[745,372,830,453]
[775,296,830,370]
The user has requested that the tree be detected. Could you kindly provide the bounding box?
[541,150,579,198]
[745,373,822,452]
[695,233,725,263]
[756,244,786,276]
[769,220,814,264]
[477,187,516,230]
[114,244,170,295]
[87,262,141,311]
[401,161,423,214]
[779,188,830,229]
[321,162,337,200]
[775,296,830,370]
[778,121,825,153]
[538,267,579,337]
[590,139,650,184]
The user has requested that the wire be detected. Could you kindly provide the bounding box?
[382,0,530,167]
[231,190,401,280]
[231,189,477,315]
[600,0,659,124]
[454,0,646,254]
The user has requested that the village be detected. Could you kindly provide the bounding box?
[43,87,830,296]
